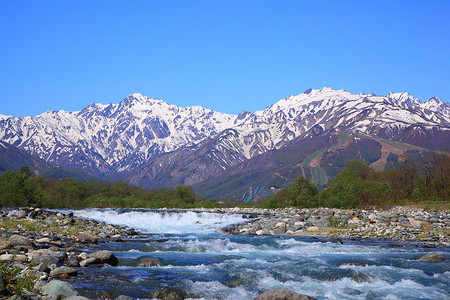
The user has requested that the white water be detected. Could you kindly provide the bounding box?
[65,208,248,234]
[63,209,449,300]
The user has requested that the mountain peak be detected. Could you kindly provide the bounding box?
[387,92,421,105]
[121,93,164,107]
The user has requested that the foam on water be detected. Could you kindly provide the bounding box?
[64,208,247,234]
[58,209,449,299]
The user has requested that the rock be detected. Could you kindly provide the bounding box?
[80,257,99,267]
[254,289,316,300]
[64,296,90,300]
[339,262,368,267]
[88,251,118,266]
[49,266,78,277]
[45,294,62,300]
[0,270,7,296]
[350,270,374,283]
[66,259,80,267]
[306,226,319,232]
[270,229,286,235]
[9,235,33,247]
[137,257,160,267]
[149,287,188,300]
[7,294,42,300]
[77,234,98,244]
[35,237,51,243]
[28,249,66,264]
[41,280,79,297]
[114,296,133,300]
[0,254,28,262]
[419,253,444,262]
[33,280,47,291]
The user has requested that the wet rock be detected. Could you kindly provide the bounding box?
[350,270,374,283]
[49,266,78,277]
[339,262,368,267]
[88,251,118,266]
[149,287,189,300]
[419,253,444,262]
[254,289,317,300]
[137,257,160,267]
[80,257,99,267]
[41,280,79,297]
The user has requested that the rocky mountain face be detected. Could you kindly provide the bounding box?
[1,88,449,195]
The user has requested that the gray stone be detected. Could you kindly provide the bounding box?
[148,287,188,300]
[254,289,316,300]
[88,251,118,266]
[49,266,78,277]
[41,280,79,297]
[77,234,98,244]
[80,257,99,267]
[270,229,286,235]
[9,235,33,247]
[137,257,160,267]
[114,296,133,300]
[64,297,90,300]
[419,253,444,262]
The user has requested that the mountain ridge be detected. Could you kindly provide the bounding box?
[0,87,449,197]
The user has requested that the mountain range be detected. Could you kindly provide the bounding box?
[1,87,449,199]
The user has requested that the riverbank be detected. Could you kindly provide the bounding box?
[0,207,142,299]
[0,206,448,299]
[217,206,450,246]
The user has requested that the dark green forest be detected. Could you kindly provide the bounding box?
[0,152,448,209]
[0,166,217,209]
[260,153,449,209]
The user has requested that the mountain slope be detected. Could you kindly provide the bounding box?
[0,88,449,193]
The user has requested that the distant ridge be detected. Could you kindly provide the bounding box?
[0,88,449,197]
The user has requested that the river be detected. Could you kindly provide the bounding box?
[63,208,449,300]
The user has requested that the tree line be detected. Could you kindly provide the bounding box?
[0,152,448,209]
[260,152,449,209]
[0,166,217,209]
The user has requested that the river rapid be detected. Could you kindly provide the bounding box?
[64,209,449,300]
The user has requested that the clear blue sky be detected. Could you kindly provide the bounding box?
[1,0,449,117]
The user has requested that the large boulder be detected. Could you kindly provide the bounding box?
[419,253,444,262]
[41,280,79,297]
[254,289,316,300]
[88,251,118,266]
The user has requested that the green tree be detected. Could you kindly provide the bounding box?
[319,159,393,208]
[261,176,318,208]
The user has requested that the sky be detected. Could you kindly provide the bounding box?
[1,0,449,117]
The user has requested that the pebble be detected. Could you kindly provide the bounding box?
[221,206,450,246]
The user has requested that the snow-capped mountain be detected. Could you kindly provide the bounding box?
[0,93,244,176]
[0,88,449,181]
